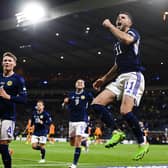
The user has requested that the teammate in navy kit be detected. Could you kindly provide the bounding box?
[91,11,149,160]
[63,79,93,168]
[31,100,52,163]
[0,52,27,168]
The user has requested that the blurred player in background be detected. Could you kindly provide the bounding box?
[63,79,94,168]
[139,121,148,144]
[94,124,102,144]
[25,119,34,144]
[0,52,27,168]
[91,11,149,160]
[48,123,55,144]
[31,100,52,163]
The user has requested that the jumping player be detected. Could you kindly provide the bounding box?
[91,11,149,160]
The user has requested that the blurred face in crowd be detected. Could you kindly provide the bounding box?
[75,79,85,90]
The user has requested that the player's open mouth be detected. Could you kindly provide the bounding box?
[117,22,122,26]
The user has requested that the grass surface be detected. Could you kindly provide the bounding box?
[0,141,168,168]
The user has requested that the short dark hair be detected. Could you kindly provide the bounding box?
[118,11,133,23]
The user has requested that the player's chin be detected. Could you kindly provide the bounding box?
[4,67,11,71]
[116,25,121,30]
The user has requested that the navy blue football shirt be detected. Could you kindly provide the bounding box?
[0,73,27,121]
[31,110,52,136]
[114,28,142,74]
[67,90,94,122]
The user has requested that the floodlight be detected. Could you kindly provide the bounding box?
[163,11,168,21]
[15,2,46,26]
[23,2,46,23]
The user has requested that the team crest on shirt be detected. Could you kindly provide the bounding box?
[81,95,85,100]
[7,81,13,86]
[40,115,44,119]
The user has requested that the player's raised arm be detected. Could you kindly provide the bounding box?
[102,15,134,45]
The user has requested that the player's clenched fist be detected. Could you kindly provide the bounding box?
[102,19,112,28]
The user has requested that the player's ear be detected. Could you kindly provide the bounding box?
[13,61,16,67]
[128,16,133,27]
[129,20,133,27]
[83,82,85,88]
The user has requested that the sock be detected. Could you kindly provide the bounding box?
[41,148,46,159]
[33,146,41,150]
[73,147,81,165]
[0,144,11,168]
[91,104,116,129]
[123,112,144,144]
[81,140,86,147]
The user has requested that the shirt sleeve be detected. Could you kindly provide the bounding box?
[45,112,52,126]
[87,92,94,107]
[88,92,94,103]
[10,76,27,104]
[127,29,140,43]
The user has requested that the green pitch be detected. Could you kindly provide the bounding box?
[0,141,168,168]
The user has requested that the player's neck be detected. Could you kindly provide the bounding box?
[37,109,43,113]
[3,70,14,77]
[76,89,84,94]
[124,27,130,33]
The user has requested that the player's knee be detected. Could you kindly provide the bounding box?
[32,144,37,149]
[91,98,103,105]
[120,103,134,115]
[120,106,133,115]
[91,94,112,105]
[40,144,45,149]
[120,111,128,115]
[74,142,81,147]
